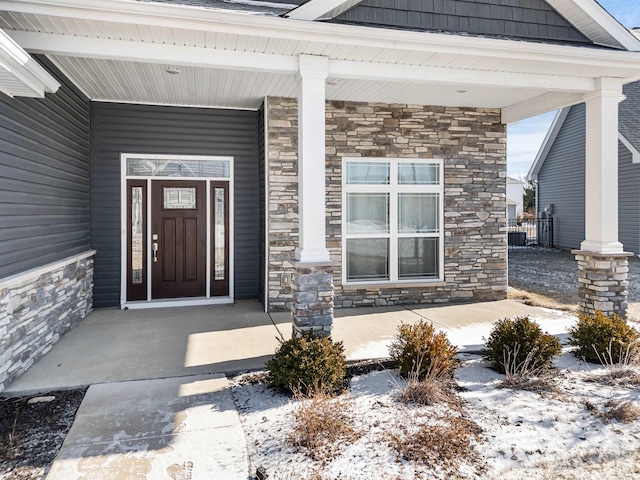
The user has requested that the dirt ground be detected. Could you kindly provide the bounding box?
[508,248,640,321]
[0,389,85,480]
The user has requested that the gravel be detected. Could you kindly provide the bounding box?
[508,248,640,321]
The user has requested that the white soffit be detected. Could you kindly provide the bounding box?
[0,28,58,97]
[49,54,541,109]
[284,0,362,20]
[547,0,640,51]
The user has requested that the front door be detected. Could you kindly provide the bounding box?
[151,180,206,299]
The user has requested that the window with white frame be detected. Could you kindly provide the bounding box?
[343,159,443,283]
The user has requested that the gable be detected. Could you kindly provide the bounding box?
[330,0,594,46]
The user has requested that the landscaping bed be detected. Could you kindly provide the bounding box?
[0,390,85,480]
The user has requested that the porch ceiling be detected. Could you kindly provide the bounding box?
[3,2,640,121]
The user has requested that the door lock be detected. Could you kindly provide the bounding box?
[153,242,158,263]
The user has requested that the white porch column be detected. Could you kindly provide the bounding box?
[573,77,631,318]
[295,54,331,263]
[580,77,623,254]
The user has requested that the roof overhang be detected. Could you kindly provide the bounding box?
[3,0,640,121]
[0,27,59,97]
[284,0,361,20]
[546,0,640,51]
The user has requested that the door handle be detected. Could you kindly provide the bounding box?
[153,242,158,263]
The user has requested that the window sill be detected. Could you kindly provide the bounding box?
[341,280,447,291]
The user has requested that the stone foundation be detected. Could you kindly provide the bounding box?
[291,262,335,336]
[266,97,507,312]
[0,251,95,392]
[572,250,632,318]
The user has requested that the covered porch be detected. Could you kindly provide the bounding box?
[3,299,552,394]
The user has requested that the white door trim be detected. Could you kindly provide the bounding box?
[119,153,234,309]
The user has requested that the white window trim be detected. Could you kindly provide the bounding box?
[341,157,444,286]
[120,153,235,309]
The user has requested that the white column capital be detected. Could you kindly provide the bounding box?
[582,77,623,102]
[298,54,329,81]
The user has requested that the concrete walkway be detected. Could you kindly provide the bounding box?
[46,374,248,480]
[4,299,565,480]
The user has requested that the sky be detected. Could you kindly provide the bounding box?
[506,0,640,181]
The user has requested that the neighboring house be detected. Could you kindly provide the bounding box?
[507,177,525,221]
[1,0,640,391]
[528,81,640,255]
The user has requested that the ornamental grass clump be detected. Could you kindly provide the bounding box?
[389,320,459,381]
[568,310,640,364]
[265,332,346,396]
[482,316,562,375]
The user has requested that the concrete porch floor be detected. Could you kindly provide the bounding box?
[5,299,560,394]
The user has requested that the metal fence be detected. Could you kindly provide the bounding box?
[507,218,554,249]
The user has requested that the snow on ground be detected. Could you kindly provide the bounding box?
[230,310,640,480]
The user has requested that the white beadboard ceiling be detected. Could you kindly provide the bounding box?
[50,55,539,109]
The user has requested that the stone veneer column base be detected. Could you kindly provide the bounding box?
[572,250,633,318]
[291,261,336,337]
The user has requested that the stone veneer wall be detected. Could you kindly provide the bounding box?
[0,252,94,392]
[266,97,507,311]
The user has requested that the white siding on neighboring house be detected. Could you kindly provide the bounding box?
[506,177,524,221]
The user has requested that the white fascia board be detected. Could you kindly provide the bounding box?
[12,32,299,75]
[0,28,59,96]
[329,59,595,93]
[502,91,583,124]
[547,0,640,51]
[526,107,571,182]
[619,133,640,164]
[5,0,640,75]
[12,31,600,94]
[284,0,361,20]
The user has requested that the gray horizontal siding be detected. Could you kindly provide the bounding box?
[333,0,591,45]
[539,103,640,255]
[91,103,260,307]
[0,56,90,279]
[618,143,640,254]
[538,104,585,250]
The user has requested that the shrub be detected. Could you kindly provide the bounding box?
[287,391,359,462]
[568,310,640,364]
[389,320,458,380]
[482,316,562,374]
[265,333,346,396]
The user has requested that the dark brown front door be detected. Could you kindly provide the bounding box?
[151,180,206,299]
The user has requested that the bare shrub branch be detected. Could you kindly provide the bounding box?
[287,390,360,463]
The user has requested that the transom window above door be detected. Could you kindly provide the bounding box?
[126,156,231,179]
[342,159,444,284]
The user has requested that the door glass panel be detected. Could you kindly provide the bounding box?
[346,193,389,234]
[346,238,389,281]
[131,187,144,285]
[398,163,440,185]
[398,193,439,233]
[214,188,225,281]
[163,187,196,209]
